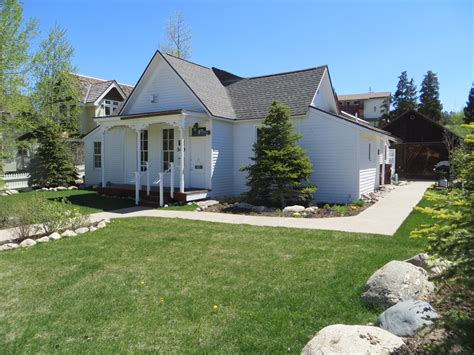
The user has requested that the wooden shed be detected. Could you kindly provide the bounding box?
[383,110,460,179]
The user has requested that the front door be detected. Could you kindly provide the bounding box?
[189,136,207,188]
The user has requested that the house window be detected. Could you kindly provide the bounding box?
[140,130,148,171]
[163,128,174,170]
[94,142,101,168]
[368,143,372,161]
[103,100,119,116]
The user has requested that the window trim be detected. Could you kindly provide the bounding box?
[93,141,101,169]
[369,143,372,161]
[140,130,148,171]
[162,128,174,171]
[102,99,119,116]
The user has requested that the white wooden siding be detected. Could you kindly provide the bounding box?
[122,56,205,115]
[209,119,234,197]
[311,70,338,114]
[299,109,358,203]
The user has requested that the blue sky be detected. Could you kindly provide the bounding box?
[24,0,473,111]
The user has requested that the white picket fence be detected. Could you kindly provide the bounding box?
[1,165,85,190]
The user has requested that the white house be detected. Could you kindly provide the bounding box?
[83,51,395,205]
[338,92,391,127]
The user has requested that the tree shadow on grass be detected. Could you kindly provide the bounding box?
[48,192,135,213]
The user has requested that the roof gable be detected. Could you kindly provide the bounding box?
[120,50,329,120]
[75,74,133,104]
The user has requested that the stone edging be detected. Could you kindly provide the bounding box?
[0,219,111,252]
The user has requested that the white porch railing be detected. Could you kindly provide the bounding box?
[134,162,174,206]
[1,165,85,190]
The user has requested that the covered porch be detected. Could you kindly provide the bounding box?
[95,109,212,205]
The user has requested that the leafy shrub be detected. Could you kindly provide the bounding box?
[412,123,474,352]
[35,196,89,233]
[8,195,89,238]
[354,199,365,207]
[331,205,350,214]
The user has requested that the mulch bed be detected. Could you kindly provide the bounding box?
[202,202,372,218]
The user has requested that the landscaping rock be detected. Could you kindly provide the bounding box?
[305,207,318,213]
[196,200,219,209]
[20,239,37,248]
[405,253,430,269]
[62,230,77,237]
[0,243,20,251]
[48,232,61,240]
[89,226,97,232]
[68,186,78,190]
[96,221,107,229]
[56,186,67,191]
[101,218,111,224]
[36,236,50,243]
[405,253,452,277]
[378,300,439,337]
[75,227,89,234]
[362,260,435,309]
[301,324,406,355]
[40,187,49,191]
[235,202,255,210]
[283,205,305,213]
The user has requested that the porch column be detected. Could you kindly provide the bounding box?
[101,128,106,187]
[136,128,141,173]
[381,142,386,186]
[179,126,185,193]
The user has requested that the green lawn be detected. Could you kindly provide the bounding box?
[0,196,433,353]
[0,189,135,218]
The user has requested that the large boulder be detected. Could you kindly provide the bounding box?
[301,324,406,355]
[36,236,50,243]
[378,300,439,337]
[0,243,20,251]
[362,260,435,309]
[62,230,77,237]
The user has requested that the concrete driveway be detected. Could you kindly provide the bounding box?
[90,181,433,236]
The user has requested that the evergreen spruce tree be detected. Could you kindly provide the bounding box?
[29,123,77,187]
[463,84,474,124]
[419,70,443,121]
[391,71,417,118]
[241,101,316,208]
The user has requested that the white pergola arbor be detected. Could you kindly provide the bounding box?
[95,110,208,205]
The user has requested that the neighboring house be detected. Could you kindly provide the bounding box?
[338,92,391,127]
[83,50,395,205]
[384,110,460,179]
[2,75,133,174]
[76,74,134,136]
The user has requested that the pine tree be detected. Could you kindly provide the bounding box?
[29,123,77,187]
[419,70,443,121]
[463,84,474,124]
[391,71,417,118]
[241,101,316,208]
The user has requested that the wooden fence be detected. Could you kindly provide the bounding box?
[1,165,85,190]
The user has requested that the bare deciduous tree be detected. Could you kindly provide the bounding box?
[160,11,192,59]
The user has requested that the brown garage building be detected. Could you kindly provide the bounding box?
[383,110,460,179]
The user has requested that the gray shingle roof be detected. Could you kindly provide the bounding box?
[75,74,134,104]
[160,52,326,120]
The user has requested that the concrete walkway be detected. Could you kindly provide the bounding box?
[89,181,432,236]
[0,181,432,243]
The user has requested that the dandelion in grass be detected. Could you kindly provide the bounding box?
[159,297,165,305]
[138,280,145,286]
[351,205,357,210]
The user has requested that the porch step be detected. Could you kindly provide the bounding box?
[96,185,209,204]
